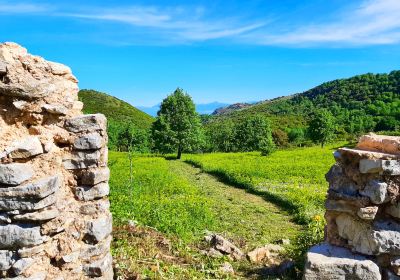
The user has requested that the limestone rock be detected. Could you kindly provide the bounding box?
[0,61,6,74]
[0,193,57,211]
[326,163,359,196]
[360,180,389,204]
[325,199,357,215]
[79,199,110,215]
[65,114,107,133]
[358,134,400,155]
[206,234,244,260]
[0,163,34,186]
[219,262,234,275]
[6,136,43,159]
[63,150,101,170]
[12,100,29,111]
[390,256,400,276]
[73,133,103,150]
[75,182,109,201]
[0,175,60,199]
[85,215,112,243]
[12,257,34,275]
[0,224,44,249]
[81,168,110,185]
[80,236,112,261]
[12,207,59,222]
[247,244,283,264]
[83,253,112,277]
[303,243,381,280]
[357,206,378,220]
[0,250,16,270]
[42,104,68,115]
[360,159,400,175]
[386,202,400,219]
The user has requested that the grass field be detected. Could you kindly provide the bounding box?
[109,144,342,279]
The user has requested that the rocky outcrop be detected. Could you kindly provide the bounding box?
[304,133,400,279]
[0,42,112,279]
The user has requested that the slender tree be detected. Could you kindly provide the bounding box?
[308,109,336,147]
[151,88,203,159]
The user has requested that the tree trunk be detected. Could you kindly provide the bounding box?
[177,145,182,159]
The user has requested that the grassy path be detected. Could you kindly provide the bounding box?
[168,159,301,252]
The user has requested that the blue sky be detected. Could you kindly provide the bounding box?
[1,0,400,106]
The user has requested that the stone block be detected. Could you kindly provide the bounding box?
[0,224,44,249]
[75,182,109,201]
[0,175,60,199]
[360,159,400,175]
[360,180,389,204]
[0,61,6,74]
[357,206,378,220]
[63,150,101,170]
[65,114,106,133]
[357,134,400,155]
[12,207,59,222]
[83,253,112,277]
[12,257,34,275]
[79,199,110,215]
[303,243,381,280]
[85,215,112,243]
[81,167,110,185]
[0,163,34,186]
[386,202,400,219]
[7,136,43,159]
[73,133,103,150]
[326,163,359,196]
[80,235,111,261]
[0,193,57,211]
[42,104,68,115]
[0,250,16,271]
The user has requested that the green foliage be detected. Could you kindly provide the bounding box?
[79,89,153,130]
[205,71,400,147]
[109,152,214,241]
[151,88,203,159]
[272,129,289,148]
[79,89,154,152]
[308,109,336,147]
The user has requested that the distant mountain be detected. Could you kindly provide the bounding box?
[207,70,400,133]
[212,103,253,116]
[138,102,230,116]
[78,89,154,130]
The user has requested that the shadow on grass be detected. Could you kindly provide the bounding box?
[184,159,305,225]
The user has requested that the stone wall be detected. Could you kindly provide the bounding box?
[0,43,112,279]
[304,134,400,280]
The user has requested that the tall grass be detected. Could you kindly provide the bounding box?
[109,152,214,241]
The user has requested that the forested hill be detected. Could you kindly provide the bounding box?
[78,89,154,130]
[209,70,400,133]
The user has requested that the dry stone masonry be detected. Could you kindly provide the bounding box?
[0,43,112,279]
[304,134,400,280]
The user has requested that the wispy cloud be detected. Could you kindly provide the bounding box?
[249,0,400,46]
[0,1,50,13]
[1,0,400,46]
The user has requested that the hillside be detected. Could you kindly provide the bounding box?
[78,89,154,130]
[208,71,400,133]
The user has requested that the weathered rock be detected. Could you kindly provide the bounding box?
[83,253,112,277]
[0,193,57,211]
[0,250,16,270]
[85,215,112,243]
[80,236,112,261]
[358,134,400,155]
[12,207,59,222]
[79,199,110,215]
[339,147,398,160]
[12,100,29,111]
[42,104,68,115]
[390,256,400,276]
[0,176,60,199]
[386,202,400,219]
[303,243,381,280]
[12,257,34,275]
[73,132,103,150]
[3,272,47,280]
[0,213,11,224]
[0,61,6,74]
[81,167,110,185]
[63,150,101,170]
[0,224,44,249]
[326,163,359,196]
[0,164,34,186]
[325,199,357,215]
[65,114,107,133]
[360,180,389,204]
[206,234,244,260]
[61,251,80,264]
[219,262,234,275]
[6,136,43,159]
[75,182,109,201]
[384,269,400,280]
[360,159,400,175]
[247,244,283,264]
[357,206,378,220]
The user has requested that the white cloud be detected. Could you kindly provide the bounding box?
[0,1,49,13]
[249,0,400,46]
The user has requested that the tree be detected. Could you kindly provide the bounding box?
[308,109,336,147]
[151,88,203,159]
[234,115,275,155]
[272,129,289,148]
